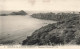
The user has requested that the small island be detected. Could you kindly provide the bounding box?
[0,14,8,16]
[10,10,27,15]
[0,10,27,16]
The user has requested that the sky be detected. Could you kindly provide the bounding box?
[0,0,80,11]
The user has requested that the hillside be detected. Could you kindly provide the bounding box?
[22,13,80,45]
[31,12,79,21]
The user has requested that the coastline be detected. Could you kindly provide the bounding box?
[22,12,80,45]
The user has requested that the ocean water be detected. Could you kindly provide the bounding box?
[0,15,56,44]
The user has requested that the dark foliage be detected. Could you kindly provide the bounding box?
[31,12,79,21]
[22,12,80,45]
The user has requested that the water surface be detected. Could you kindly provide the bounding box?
[0,15,56,44]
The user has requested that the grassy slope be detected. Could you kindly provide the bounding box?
[22,13,80,45]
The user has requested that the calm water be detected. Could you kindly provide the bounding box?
[0,15,56,44]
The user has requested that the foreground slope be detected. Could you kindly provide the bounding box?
[22,13,80,45]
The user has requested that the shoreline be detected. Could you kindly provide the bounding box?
[22,12,80,45]
[0,15,56,45]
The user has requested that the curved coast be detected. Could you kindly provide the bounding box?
[22,12,80,45]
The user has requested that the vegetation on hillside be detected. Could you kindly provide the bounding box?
[22,12,80,45]
[31,12,79,21]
